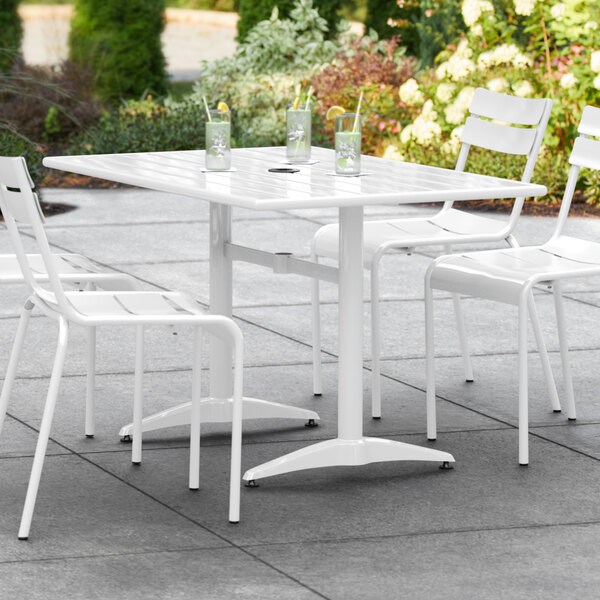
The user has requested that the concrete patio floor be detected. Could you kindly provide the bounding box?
[1,187,600,598]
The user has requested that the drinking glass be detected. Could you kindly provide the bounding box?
[286,104,311,163]
[334,113,361,175]
[205,109,231,170]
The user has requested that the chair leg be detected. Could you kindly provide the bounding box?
[527,294,561,413]
[18,317,69,540]
[552,281,576,420]
[132,325,144,465]
[189,328,202,490]
[229,338,244,524]
[451,293,474,382]
[445,246,474,382]
[518,299,529,466]
[425,276,437,441]
[311,251,323,396]
[85,327,96,438]
[0,299,34,438]
[370,255,382,419]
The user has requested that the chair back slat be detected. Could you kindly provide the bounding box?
[0,156,34,190]
[569,136,600,171]
[578,105,600,138]
[468,88,550,125]
[460,117,538,156]
[0,157,69,309]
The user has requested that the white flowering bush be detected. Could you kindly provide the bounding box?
[380,0,600,204]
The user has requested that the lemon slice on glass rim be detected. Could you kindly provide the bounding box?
[326,105,346,120]
[217,101,229,112]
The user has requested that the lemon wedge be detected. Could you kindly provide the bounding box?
[326,105,346,120]
[217,101,229,112]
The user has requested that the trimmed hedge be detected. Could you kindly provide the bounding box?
[0,0,22,72]
[69,0,168,103]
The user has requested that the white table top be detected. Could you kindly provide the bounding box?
[43,146,547,211]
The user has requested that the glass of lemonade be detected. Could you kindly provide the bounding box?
[286,103,311,163]
[205,109,231,170]
[334,113,361,175]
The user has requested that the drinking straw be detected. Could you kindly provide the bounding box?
[352,91,364,133]
[305,86,314,110]
[203,96,212,122]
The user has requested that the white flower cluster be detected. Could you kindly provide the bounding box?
[399,78,425,106]
[382,145,404,161]
[442,126,465,156]
[585,21,598,31]
[436,40,477,82]
[559,72,578,89]
[478,43,532,70]
[401,100,442,146]
[436,83,456,103]
[444,86,475,125]
[594,75,600,91]
[462,0,494,27]
[512,80,534,97]
[550,3,566,20]
[514,0,536,16]
[486,77,510,93]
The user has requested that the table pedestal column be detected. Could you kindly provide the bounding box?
[243,206,453,483]
[118,203,319,440]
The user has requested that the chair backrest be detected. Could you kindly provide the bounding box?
[550,105,600,241]
[0,157,73,315]
[448,88,553,228]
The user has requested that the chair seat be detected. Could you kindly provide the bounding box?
[313,209,508,264]
[36,290,209,324]
[0,253,134,290]
[430,236,600,305]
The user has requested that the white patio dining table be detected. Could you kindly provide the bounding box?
[43,146,547,483]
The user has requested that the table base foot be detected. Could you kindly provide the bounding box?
[242,437,455,482]
[118,396,320,438]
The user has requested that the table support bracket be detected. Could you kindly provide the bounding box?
[225,242,338,284]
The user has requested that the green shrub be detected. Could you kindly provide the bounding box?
[197,0,340,79]
[69,97,207,155]
[365,0,418,53]
[194,0,340,146]
[237,0,295,42]
[312,0,344,37]
[237,0,342,41]
[414,0,465,66]
[69,0,168,103]
[0,131,45,184]
[0,0,22,72]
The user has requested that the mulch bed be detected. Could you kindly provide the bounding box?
[41,171,127,190]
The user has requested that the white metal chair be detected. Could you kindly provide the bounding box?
[0,156,244,539]
[425,105,600,465]
[311,89,554,418]
[0,178,141,441]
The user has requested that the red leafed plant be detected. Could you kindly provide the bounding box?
[310,36,416,154]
